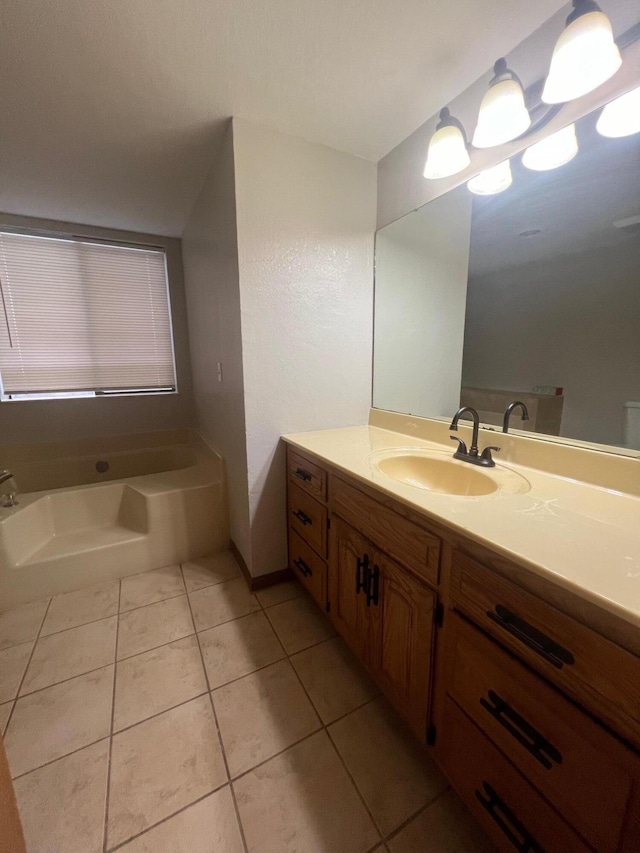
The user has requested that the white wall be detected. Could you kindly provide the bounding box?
[373,188,472,420]
[181,125,250,562]
[462,240,640,447]
[232,118,377,576]
[0,214,194,445]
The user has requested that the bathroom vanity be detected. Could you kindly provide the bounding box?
[283,419,640,853]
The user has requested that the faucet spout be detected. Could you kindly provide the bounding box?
[450,407,481,456]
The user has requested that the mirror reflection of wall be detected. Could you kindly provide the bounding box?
[373,99,640,452]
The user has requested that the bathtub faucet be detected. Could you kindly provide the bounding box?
[0,470,18,507]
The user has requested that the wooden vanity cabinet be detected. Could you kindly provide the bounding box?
[285,444,640,852]
[329,514,436,739]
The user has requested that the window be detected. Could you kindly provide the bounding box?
[0,231,177,400]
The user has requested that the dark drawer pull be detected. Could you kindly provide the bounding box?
[487,604,575,669]
[294,557,312,578]
[480,690,562,770]
[294,467,312,482]
[356,554,369,594]
[475,781,543,853]
[292,509,312,526]
[366,563,380,607]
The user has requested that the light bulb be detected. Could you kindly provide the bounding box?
[522,124,578,171]
[467,160,512,195]
[596,86,640,138]
[472,60,531,148]
[542,1,622,104]
[424,108,471,180]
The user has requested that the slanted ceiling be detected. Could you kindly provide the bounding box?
[0,0,565,235]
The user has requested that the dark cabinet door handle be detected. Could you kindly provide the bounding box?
[294,557,312,578]
[294,468,312,482]
[366,564,380,607]
[487,604,574,669]
[475,781,543,853]
[292,509,312,526]
[356,554,369,594]
[480,690,562,770]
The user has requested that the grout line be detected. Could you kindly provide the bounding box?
[182,565,250,853]
[10,735,112,782]
[4,597,53,734]
[16,660,117,701]
[105,781,230,852]
[383,786,452,845]
[116,629,197,664]
[112,690,209,737]
[102,578,122,853]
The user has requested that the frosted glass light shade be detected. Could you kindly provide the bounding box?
[472,76,531,148]
[467,159,513,195]
[542,6,622,104]
[596,86,640,137]
[522,124,578,171]
[424,112,470,179]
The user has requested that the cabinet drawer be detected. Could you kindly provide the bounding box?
[287,448,327,503]
[287,481,327,558]
[451,550,640,748]
[330,476,440,586]
[441,697,592,853]
[447,612,635,853]
[288,529,327,610]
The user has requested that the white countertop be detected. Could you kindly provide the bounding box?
[283,424,640,631]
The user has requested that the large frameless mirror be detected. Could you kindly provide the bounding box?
[373,96,640,452]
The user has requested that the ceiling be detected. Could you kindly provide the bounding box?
[0,0,566,236]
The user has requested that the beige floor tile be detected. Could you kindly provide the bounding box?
[21,616,117,695]
[388,790,497,853]
[107,695,227,848]
[234,730,380,853]
[117,787,244,853]
[117,595,194,660]
[4,665,114,778]
[255,579,302,608]
[182,551,241,592]
[41,580,119,636]
[0,599,49,650]
[14,739,109,853]
[213,659,320,777]
[120,564,185,612]
[291,636,378,724]
[114,634,207,731]
[266,593,335,655]
[199,611,285,689]
[0,642,33,703]
[0,701,12,734]
[189,576,260,632]
[329,698,447,836]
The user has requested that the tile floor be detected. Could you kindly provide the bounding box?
[0,552,495,852]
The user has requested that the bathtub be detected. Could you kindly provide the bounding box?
[0,432,228,608]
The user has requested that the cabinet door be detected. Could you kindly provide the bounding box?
[328,516,375,662]
[369,549,436,740]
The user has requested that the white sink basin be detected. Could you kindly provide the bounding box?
[369,449,530,497]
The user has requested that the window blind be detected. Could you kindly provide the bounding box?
[0,231,176,396]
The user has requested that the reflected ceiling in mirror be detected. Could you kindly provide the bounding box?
[373,98,640,454]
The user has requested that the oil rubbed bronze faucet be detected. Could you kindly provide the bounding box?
[0,470,18,507]
[503,400,530,433]
[449,407,500,468]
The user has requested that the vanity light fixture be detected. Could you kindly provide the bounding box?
[522,123,579,171]
[467,159,513,195]
[596,85,640,137]
[472,60,531,148]
[542,0,622,104]
[423,107,471,180]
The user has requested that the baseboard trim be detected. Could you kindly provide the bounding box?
[231,540,292,592]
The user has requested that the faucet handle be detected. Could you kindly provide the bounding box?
[480,445,501,466]
[450,436,468,456]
